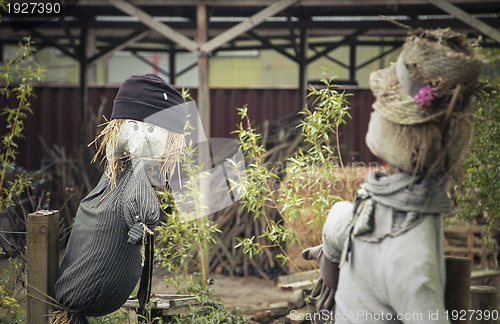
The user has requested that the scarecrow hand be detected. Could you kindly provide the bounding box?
[302,244,339,311]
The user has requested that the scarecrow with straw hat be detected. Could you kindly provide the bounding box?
[52,74,186,323]
[303,28,485,323]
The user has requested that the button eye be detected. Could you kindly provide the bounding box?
[128,121,139,131]
[147,126,155,133]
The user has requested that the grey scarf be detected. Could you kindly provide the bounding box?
[341,170,452,265]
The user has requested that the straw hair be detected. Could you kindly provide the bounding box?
[90,119,186,191]
[52,310,72,324]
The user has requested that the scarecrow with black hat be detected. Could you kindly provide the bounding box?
[303,28,485,323]
[53,74,186,323]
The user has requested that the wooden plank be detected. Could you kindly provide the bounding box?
[445,247,492,254]
[428,0,500,43]
[123,294,198,310]
[200,0,299,54]
[26,210,59,324]
[108,0,199,53]
[471,270,500,280]
[444,224,485,233]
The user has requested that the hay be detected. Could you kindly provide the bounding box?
[283,166,367,273]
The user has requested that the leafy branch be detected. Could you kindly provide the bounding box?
[233,72,352,271]
[0,37,45,211]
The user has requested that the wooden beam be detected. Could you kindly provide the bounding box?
[356,45,399,70]
[131,51,170,78]
[88,29,150,64]
[199,0,299,54]
[79,0,500,6]
[307,28,367,64]
[176,61,198,77]
[108,0,199,53]
[30,29,79,60]
[309,44,349,68]
[247,30,298,62]
[428,0,500,44]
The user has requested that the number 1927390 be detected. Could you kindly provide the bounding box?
[446,309,499,322]
[5,2,62,15]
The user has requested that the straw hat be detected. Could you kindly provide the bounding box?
[366,28,485,176]
[370,28,484,126]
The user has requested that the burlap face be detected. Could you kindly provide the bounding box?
[365,112,444,174]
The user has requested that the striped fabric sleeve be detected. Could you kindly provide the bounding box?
[124,168,160,244]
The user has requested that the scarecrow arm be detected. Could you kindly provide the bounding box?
[124,176,160,245]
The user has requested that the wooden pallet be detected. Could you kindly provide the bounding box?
[444,224,497,270]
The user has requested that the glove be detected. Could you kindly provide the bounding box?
[302,244,339,311]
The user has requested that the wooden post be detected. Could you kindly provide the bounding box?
[197,3,211,282]
[470,286,498,324]
[26,210,59,324]
[169,46,176,85]
[297,22,308,111]
[349,43,357,83]
[445,256,472,324]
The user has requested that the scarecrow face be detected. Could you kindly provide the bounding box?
[106,119,170,165]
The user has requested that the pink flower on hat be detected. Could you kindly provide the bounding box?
[414,85,438,108]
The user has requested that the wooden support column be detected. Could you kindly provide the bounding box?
[197,3,211,282]
[169,46,176,85]
[86,29,96,84]
[298,23,308,111]
[79,27,88,127]
[349,43,357,83]
[197,5,210,136]
[26,210,59,324]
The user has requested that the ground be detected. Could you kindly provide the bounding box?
[151,265,298,314]
[0,255,299,322]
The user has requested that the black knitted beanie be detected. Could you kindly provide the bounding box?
[111,73,187,134]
